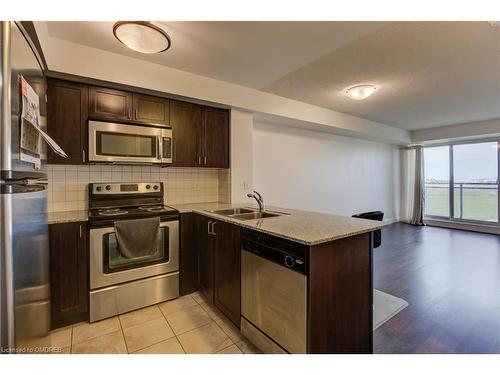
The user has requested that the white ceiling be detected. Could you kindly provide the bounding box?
[44,21,500,130]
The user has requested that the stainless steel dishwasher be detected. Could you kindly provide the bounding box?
[240,230,308,354]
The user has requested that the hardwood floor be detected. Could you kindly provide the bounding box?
[373,223,500,354]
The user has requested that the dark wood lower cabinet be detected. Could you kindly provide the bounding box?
[185,214,241,326]
[195,214,214,302]
[213,220,241,327]
[50,222,89,329]
[307,232,373,353]
[179,213,198,296]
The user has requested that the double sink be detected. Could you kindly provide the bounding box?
[209,207,287,221]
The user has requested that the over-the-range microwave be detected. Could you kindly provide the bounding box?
[88,120,172,165]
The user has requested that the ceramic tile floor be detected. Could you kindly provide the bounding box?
[36,291,261,354]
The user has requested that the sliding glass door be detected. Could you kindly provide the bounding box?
[424,146,450,217]
[424,140,500,225]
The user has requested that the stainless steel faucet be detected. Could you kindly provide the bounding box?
[247,190,265,212]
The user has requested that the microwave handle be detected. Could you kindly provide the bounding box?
[157,136,162,160]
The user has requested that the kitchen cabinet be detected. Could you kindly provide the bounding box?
[132,93,170,125]
[89,86,132,121]
[47,79,88,164]
[89,88,170,125]
[170,101,229,168]
[49,221,89,329]
[46,75,229,167]
[195,214,214,302]
[179,213,198,295]
[192,214,240,326]
[212,219,241,326]
[202,107,230,168]
[170,100,203,167]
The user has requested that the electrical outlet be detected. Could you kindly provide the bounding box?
[243,181,250,190]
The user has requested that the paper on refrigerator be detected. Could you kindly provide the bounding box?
[20,76,67,168]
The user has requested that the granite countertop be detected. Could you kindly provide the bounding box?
[48,210,89,224]
[47,202,388,245]
[169,202,388,246]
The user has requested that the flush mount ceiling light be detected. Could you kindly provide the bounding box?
[345,84,377,100]
[113,21,171,54]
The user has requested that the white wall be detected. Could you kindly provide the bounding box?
[253,121,401,221]
[230,110,254,203]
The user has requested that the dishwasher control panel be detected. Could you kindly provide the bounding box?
[241,230,307,275]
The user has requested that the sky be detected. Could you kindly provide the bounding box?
[424,142,498,183]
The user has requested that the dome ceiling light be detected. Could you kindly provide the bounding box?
[345,84,377,100]
[113,21,171,54]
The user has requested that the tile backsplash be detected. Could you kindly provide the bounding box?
[46,165,231,212]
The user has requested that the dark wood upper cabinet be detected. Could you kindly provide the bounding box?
[89,86,132,120]
[203,107,229,168]
[47,76,229,168]
[50,221,88,329]
[47,79,88,164]
[170,101,230,168]
[213,220,241,327]
[170,100,204,167]
[132,93,170,125]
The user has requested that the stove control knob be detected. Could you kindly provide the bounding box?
[153,185,159,190]
[284,255,295,268]
[146,184,151,189]
[105,185,111,191]
[96,186,102,192]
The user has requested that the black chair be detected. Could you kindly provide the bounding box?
[352,211,384,248]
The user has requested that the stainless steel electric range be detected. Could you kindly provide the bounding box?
[88,182,179,322]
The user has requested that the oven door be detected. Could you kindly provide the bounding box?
[88,120,170,164]
[90,220,179,289]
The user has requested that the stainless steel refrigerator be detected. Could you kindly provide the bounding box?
[1,21,52,353]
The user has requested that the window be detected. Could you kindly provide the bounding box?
[424,140,499,225]
[453,142,498,222]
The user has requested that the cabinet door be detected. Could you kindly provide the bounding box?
[195,214,214,302]
[47,79,88,164]
[180,213,198,295]
[203,107,229,168]
[50,222,88,328]
[213,220,241,326]
[132,94,170,125]
[89,86,132,120]
[170,100,203,167]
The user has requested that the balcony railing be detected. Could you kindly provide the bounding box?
[425,182,498,222]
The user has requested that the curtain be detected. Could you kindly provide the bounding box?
[401,146,425,225]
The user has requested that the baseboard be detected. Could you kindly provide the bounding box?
[424,219,500,235]
[383,217,402,225]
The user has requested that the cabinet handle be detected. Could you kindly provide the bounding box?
[204,156,207,166]
[79,224,82,238]
[212,222,216,236]
[134,109,138,120]
[198,156,202,166]
[82,150,85,163]
[207,221,212,235]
